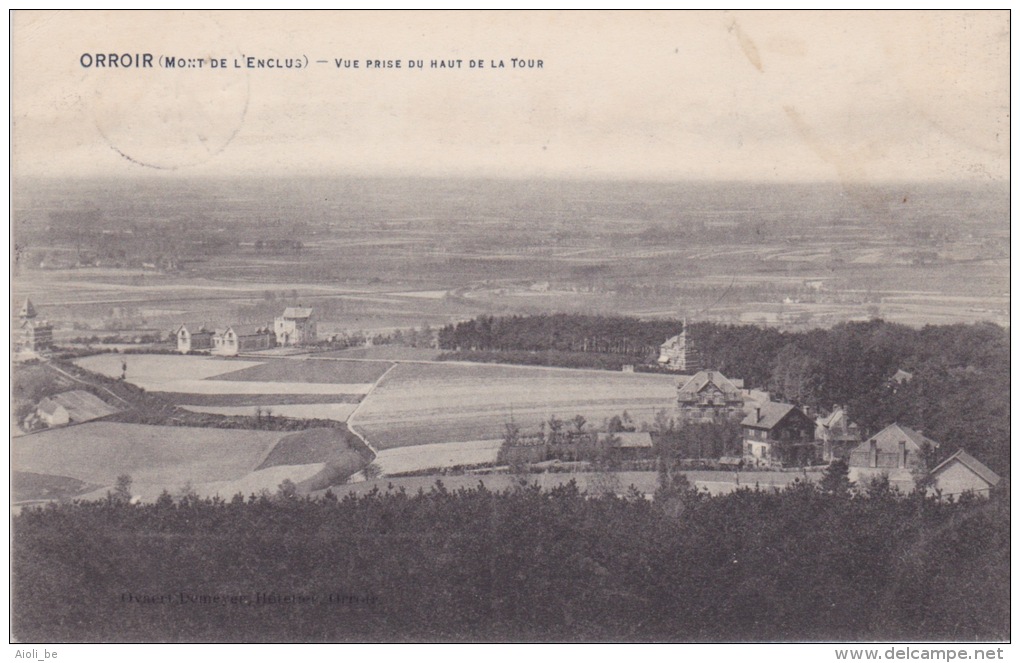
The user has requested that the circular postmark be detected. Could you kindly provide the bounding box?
[89,14,250,171]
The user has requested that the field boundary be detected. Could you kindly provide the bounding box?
[344,363,399,457]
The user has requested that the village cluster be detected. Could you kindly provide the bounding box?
[503,325,1000,499]
[14,300,318,357]
[175,306,318,355]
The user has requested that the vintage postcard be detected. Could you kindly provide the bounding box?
[10,10,1010,649]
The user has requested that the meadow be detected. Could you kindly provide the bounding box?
[216,358,393,384]
[351,362,679,449]
[181,403,359,422]
[12,422,364,502]
[74,353,378,419]
[371,439,503,475]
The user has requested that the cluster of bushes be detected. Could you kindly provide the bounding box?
[12,479,1008,642]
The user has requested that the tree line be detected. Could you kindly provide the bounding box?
[438,314,682,356]
[12,478,1008,642]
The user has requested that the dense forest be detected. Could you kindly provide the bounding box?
[12,479,1008,642]
[438,314,682,356]
[439,316,1010,475]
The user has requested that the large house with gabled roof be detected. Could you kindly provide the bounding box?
[741,401,817,467]
[676,370,745,424]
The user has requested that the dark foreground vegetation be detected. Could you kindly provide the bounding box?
[12,479,1008,642]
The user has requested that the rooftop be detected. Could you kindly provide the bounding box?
[741,401,799,429]
[282,307,313,319]
[678,370,742,397]
[854,423,938,454]
[929,449,1000,487]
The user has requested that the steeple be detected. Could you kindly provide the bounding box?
[19,298,37,319]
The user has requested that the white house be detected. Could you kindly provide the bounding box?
[176,323,214,354]
[212,325,274,356]
[275,307,316,346]
[36,390,120,427]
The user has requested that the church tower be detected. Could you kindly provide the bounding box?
[18,298,53,351]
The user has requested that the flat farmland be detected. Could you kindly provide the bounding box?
[167,393,362,406]
[373,439,503,475]
[313,346,443,361]
[73,352,375,395]
[13,422,282,499]
[76,354,262,380]
[13,422,361,502]
[216,358,393,384]
[351,363,678,449]
[181,403,359,422]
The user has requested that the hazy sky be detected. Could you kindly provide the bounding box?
[11,10,1009,182]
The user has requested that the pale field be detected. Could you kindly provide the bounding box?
[129,378,373,395]
[13,422,283,490]
[174,463,327,501]
[373,439,503,475]
[352,363,678,448]
[72,463,330,502]
[76,354,262,380]
[12,422,357,502]
[181,403,359,421]
[388,290,449,299]
[356,404,673,449]
[74,354,375,395]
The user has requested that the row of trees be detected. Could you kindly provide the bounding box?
[437,314,682,356]
[12,479,1008,642]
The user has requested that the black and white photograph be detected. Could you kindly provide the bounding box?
[9,10,1010,650]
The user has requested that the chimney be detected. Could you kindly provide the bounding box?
[898,440,907,468]
[869,439,878,468]
[755,407,762,422]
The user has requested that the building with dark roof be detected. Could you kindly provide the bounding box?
[612,431,655,461]
[741,401,817,467]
